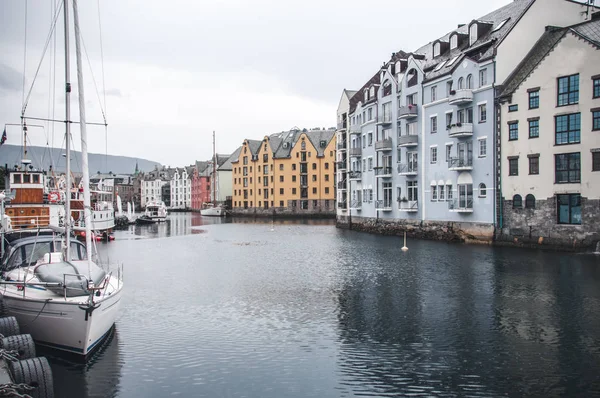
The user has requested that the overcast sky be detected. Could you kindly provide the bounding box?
[0,0,510,168]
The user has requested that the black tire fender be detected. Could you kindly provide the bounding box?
[9,357,54,398]
[1,333,36,359]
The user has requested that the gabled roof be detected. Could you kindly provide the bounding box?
[304,129,336,157]
[349,72,381,114]
[246,139,262,156]
[499,18,600,98]
[218,146,242,171]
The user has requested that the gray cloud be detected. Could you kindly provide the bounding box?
[0,63,23,92]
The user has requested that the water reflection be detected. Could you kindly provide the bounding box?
[46,328,123,398]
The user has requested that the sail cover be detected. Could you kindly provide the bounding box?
[35,261,107,297]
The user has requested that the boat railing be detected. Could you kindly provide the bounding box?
[8,215,51,229]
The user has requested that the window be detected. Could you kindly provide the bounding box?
[312,188,317,194]
[466,107,473,123]
[446,113,452,129]
[368,158,373,170]
[592,151,600,171]
[508,122,518,141]
[509,158,518,176]
[594,78,600,98]
[557,194,581,224]
[508,104,518,112]
[325,187,329,194]
[555,153,580,183]
[526,155,539,175]
[279,175,284,182]
[525,194,535,209]
[593,111,600,131]
[479,69,487,87]
[368,108,373,121]
[479,104,486,123]
[478,138,486,157]
[279,164,284,171]
[469,24,477,46]
[280,188,284,194]
[312,163,317,170]
[431,116,437,133]
[446,144,452,161]
[555,113,580,145]
[446,184,453,200]
[446,81,453,97]
[458,77,464,90]
[431,185,438,201]
[431,86,437,102]
[529,119,539,138]
[312,175,317,182]
[529,90,539,109]
[292,175,296,182]
[368,133,373,146]
[450,35,458,49]
[557,74,579,106]
[439,185,444,200]
[292,164,296,171]
[430,147,437,164]
[479,183,486,198]
[466,74,473,89]
[325,162,329,170]
[513,194,522,208]
[292,188,297,195]
[325,174,329,181]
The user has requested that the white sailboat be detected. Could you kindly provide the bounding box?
[0,0,123,357]
[200,131,225,217]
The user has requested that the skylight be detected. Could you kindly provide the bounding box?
[446,55,460,67]
[492,18,509,32]
[434,61,447,72]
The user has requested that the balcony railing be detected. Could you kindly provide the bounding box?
[350,200,362,210]
[349,147,362,157]
[397,134,418,147]
[448,198,474,213]
[349,125,361,135]
[448,122,474,138]
[337,141,347,151]
[375,138,393,151]
[337,181,347,190]
[398,200,419,212]
[448,157,473,171]
[448,89,473,105]
[377,114,393,125]
[374,166,393,177]
[397,163,418,175]
[398,105,418,119]
[337,121,347,131]
[375,200,393,211]
[348,171,362,180]
[336,161,347,170]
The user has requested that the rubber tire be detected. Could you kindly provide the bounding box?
[9,357,54,398]
[1,334,36,359]
[0,316,20,337]
[0,298,7,317]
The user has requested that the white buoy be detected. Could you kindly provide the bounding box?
[401,231,408,251]
[270,220,275,232]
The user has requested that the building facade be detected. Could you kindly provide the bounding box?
[191,161,211,211]
[336,0,593,244]
[170,167,192,210]
[231,128,336,216]
[497,17,600,249]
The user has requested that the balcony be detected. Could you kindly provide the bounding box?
[448,198,473,213]
[448,122,473,138]
[337,141,347,151]
[376,114,393,126]
[397,105,418,120]
[374,167,393,177]
[350,200,362,210]
[448,89,473,105]
[349,147,362,157]
[398,200,419,212]
[397,134,418,147]
[448,157,473,171]
[336,161,347,170]
[375,138,393,151]
[337,181,347,190]
[349,125,361,135]
[337,121,347,131]
[348,171,362,180]
[375,200,393,212]
[397,163,418,176]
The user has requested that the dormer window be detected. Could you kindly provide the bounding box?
[450,34,458,49]
[382,80,392,97]
[364,89,369,102]
[369,87,375,98]
[433,42,441,57]
[469,24,478,46]
[407,68,418,88]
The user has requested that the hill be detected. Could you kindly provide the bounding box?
[0,144,161,174]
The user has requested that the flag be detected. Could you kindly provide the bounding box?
[0,128,6,145]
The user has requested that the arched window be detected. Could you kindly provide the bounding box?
[450,34,458,49]
[466,74,473,89]
[525,194,536,209]
[458,77,464,89]
[407,69,418,87]
[479,183,487,198]
[513,194,522,208]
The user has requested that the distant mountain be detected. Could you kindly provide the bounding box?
[0,145,161,174]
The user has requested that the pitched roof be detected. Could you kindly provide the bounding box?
[246,139,262,156]
[499,18,600,98]
[219,146,242,171]
[349,72,381,114]
[304,129,336,157]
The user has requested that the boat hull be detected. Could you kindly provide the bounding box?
[1,279,123,356]
[200,207,224,217]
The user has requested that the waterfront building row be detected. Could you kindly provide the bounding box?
[230,128,336,216]
[336,0,600,249]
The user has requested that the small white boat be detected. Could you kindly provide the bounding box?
[200,203,224,216]
[138,200,168,223]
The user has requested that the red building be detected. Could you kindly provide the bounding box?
[191,161,212,211]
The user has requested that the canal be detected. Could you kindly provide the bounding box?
[48,213,600,397]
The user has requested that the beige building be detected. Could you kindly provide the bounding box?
[231,128,336,215]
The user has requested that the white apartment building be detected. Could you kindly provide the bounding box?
[170,167,192,209]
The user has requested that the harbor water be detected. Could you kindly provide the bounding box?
[48,213,600,397]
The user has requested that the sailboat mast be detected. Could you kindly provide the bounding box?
[72,0,92,266]
[63,0,72,261]
[212,130,216,204]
